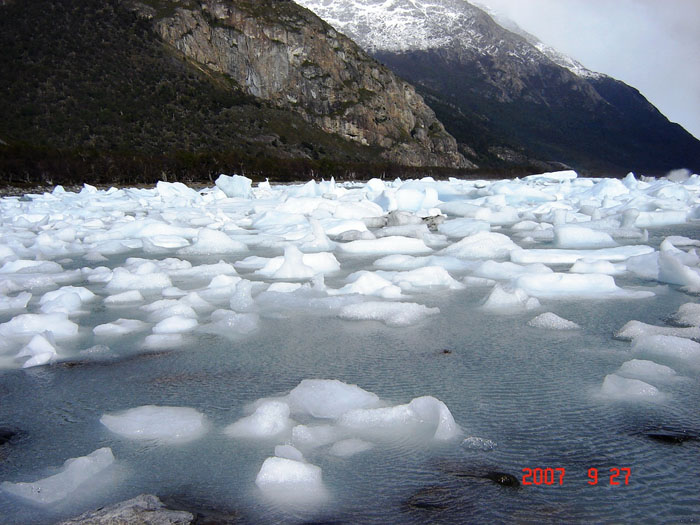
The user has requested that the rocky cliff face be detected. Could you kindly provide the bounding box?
[298,0,700,175]
[134,0,470,168]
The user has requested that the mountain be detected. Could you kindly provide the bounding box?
[296,0,700,176]
[0,0,468,187]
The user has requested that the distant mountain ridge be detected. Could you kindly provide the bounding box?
[296,0,700,175]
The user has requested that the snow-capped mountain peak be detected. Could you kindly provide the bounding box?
[297,0,601,79]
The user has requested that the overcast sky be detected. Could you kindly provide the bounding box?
[474,0,700,140]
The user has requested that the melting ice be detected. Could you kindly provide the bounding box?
[1,170,700,522]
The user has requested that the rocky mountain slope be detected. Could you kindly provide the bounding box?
[0,0,468,187]
[297,0,700,175]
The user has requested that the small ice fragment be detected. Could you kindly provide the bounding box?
[461,436,497,451]
[338,301,439,327]
[93,318,149,337]
[286,379,380,419]
[254,457,325,497]
[100,405,207,444]
[104,290,145,305]
[328,438,374,457]
[0,448,115,505]
[616,359,677,382]
[18,333,58,368]
[275,444,305,462]
[599,374,661,400]
[615,320,700,341]
[224,401,293,439]
[528,312,580,330]
[152,315,198,334]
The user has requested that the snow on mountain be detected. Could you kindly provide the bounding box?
[296,0,601,79]
[473,2,603,79]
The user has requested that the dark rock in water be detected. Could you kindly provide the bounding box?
[405,486,451,512]
[444,465,520,488]
[160,494,242,524]
[646,429,698,445]
[0,427,17,446]
[483,472,520,487]
[440,348,453,355]
[58,494,194,524]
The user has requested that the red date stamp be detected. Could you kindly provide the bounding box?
[522,467,630,486]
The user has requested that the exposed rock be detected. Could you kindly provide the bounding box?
[145,0,470,168]
[58,494,194,525]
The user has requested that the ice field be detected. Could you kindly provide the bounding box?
[0,171,699,523]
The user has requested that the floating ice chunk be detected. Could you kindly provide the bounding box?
[93,318,149,337]
[615,320,700,341]
[511,245,654,265]
[472,260,552,280]
[528,312,580,330]
[437,218,490,238]
[142,333,185,349]
[275,444,305,462]
[616,359,677,382]
[523,170,578,182]
[267,282,303,293]
[632,335,700,368]
[291,424,341,449]
[200,309,259,338]
[329,271,403,299]
[100,405,207,444]
[668,303,700,327]
[224,400,294,439]
[625,252,659,280]
[336,236,432,256]
[178,228,247,255]
[657,252,700,290]
[40,286,96,305]
[387,266,464,293]
[570,259,625,275]
[105,267,172,292]
[0,313,79,340]
[215,174,252,198]
[300,218,336,252]
[375,223,430,240]
[17,333,58,368]
[599,374,661,401]
[463,276,496,287]
[634,211,687,228]
[256,250,340,279]
[152,315,198,334]
[515,273,654,299]
[38,291,83,315]
[373,254,477,273]
[338,301,439,327]
[272,245,315,280]
[0,291,31,312]
[0,448,115,505]
[553,225,616,249]
[0,259,63,274]
[286,379,381,419]
[338,395,459,441]
[328,438,374,457]
[255,457,326,501]
[482,285,540,312]
[439,231,518,259]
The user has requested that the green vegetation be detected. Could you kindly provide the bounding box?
[0,0,473,186]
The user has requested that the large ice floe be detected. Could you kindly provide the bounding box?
[1,171,700,520]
